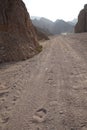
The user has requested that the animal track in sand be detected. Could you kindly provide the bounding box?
[81,126,87,130]
[0,83,9,98]
[0,83,9,90]
[0,91,9,98]
[0,112,9,124]
[33,108,47,123]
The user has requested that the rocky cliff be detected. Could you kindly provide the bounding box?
[0,0,40,63]
[75,4,87,33]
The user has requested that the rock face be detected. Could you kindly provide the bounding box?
[0,0,40,63]
[75,4,87,33]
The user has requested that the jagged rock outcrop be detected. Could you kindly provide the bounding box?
[75,4,87,33]
[0,0,40,63]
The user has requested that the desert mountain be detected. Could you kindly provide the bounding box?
[32,17,53,35]
[53,20,74,34]
[31,17,74,35]
[31,16,41,20]
[75,4,87,33]
[0,0,40,63]
[68,18,77,26]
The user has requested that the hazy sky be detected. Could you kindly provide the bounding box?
[23,0,87,21]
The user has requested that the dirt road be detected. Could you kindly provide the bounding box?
[0,33,87,130]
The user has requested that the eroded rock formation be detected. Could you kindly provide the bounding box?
[75,4,87,33]
[0,0,40,63]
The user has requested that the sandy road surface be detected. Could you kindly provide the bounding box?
[0,33,87,130]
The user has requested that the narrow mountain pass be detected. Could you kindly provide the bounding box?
[0,34,87,130]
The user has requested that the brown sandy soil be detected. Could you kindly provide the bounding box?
[0,33,87,130]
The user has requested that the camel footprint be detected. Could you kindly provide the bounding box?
[33,108,47,123]
[0,112,9,124]
[0,83,9,98]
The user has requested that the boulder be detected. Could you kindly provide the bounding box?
[75,4,87,33]
[0,0,40,63]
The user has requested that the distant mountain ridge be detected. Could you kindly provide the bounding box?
[68,18,77,25]
[31,16,41,20]
[32,17,53,35]
[31,17,75,35]
[53,19,74,34]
